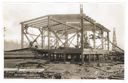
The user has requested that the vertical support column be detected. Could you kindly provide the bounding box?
[80,5,84,64]
[107,32,109,50]
[48,16,50,49]
[88,54,90,63]
[101,30,104,49]
[41,27,44,49]
[55,32,59,48]
[63,53,66,62]
[99,55,101,62]
[93,54,95,62]
[47,16,51,61]
[77,32,79,48]
[64,24,68,63]
[93,24,96,49]
[84,31,88,48]
[21,24,24,48]
[64,24,68,47]
[55,35,57,48]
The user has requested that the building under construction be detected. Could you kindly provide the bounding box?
[4,5,124,79]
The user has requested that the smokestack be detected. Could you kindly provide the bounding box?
[112,27,117,51]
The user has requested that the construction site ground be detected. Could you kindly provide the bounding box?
[4,59,124,79]
[45,62,124,79]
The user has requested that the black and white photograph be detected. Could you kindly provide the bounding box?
[2,1,125,80]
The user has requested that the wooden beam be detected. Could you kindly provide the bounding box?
[50,28,64,45]
[20,15,48,24]
[96,38,106,49]
[93,24,96,49]
[109,40,124,52]
[28,22,61,29]
[101,30,104,49]
[80,4,84,64]
[21,24,24,48]
[68,35,76,47]
[30,34,40,47]
[96,23,110,32]
[83,18,110,32]
[59,31,79,47]
[64,24,68,47]
[26,33,39,36]
[53,33,59,48]
[29,34,40,46]
[23,32,31,44]
[107,32,109,50]
[41,28,44,49]
[48,16,50,49]
[24,19,48,26]
[77,32,79,47]
[51,27,80,47]
[50,18,79,30]
[83,17,95,25]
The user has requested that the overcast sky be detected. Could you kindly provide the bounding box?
[3,2,124,49]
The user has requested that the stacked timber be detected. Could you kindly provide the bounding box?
[4,48,39,68]
[4,48,37,59]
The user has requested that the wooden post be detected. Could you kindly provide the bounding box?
[101,30,104,49]
[64,24,68,47]
[21,24,24,48]
[93,25,96,49]
[48,16,50,49]
[47,16,51,61]
[55,35,58,48]
[80,4,84,64]
[88,54,90,62]
[41,27,44,49]
[77,32,79,48]
[54,32,59,48]
[107,32,109,50]
[94,54,95,62]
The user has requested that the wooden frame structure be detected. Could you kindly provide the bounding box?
[20,6,110,63]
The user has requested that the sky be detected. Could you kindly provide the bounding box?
[3,2,125,49]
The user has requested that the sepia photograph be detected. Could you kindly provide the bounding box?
[3,2,124,79]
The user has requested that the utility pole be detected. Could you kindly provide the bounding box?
[80,4,84,64]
